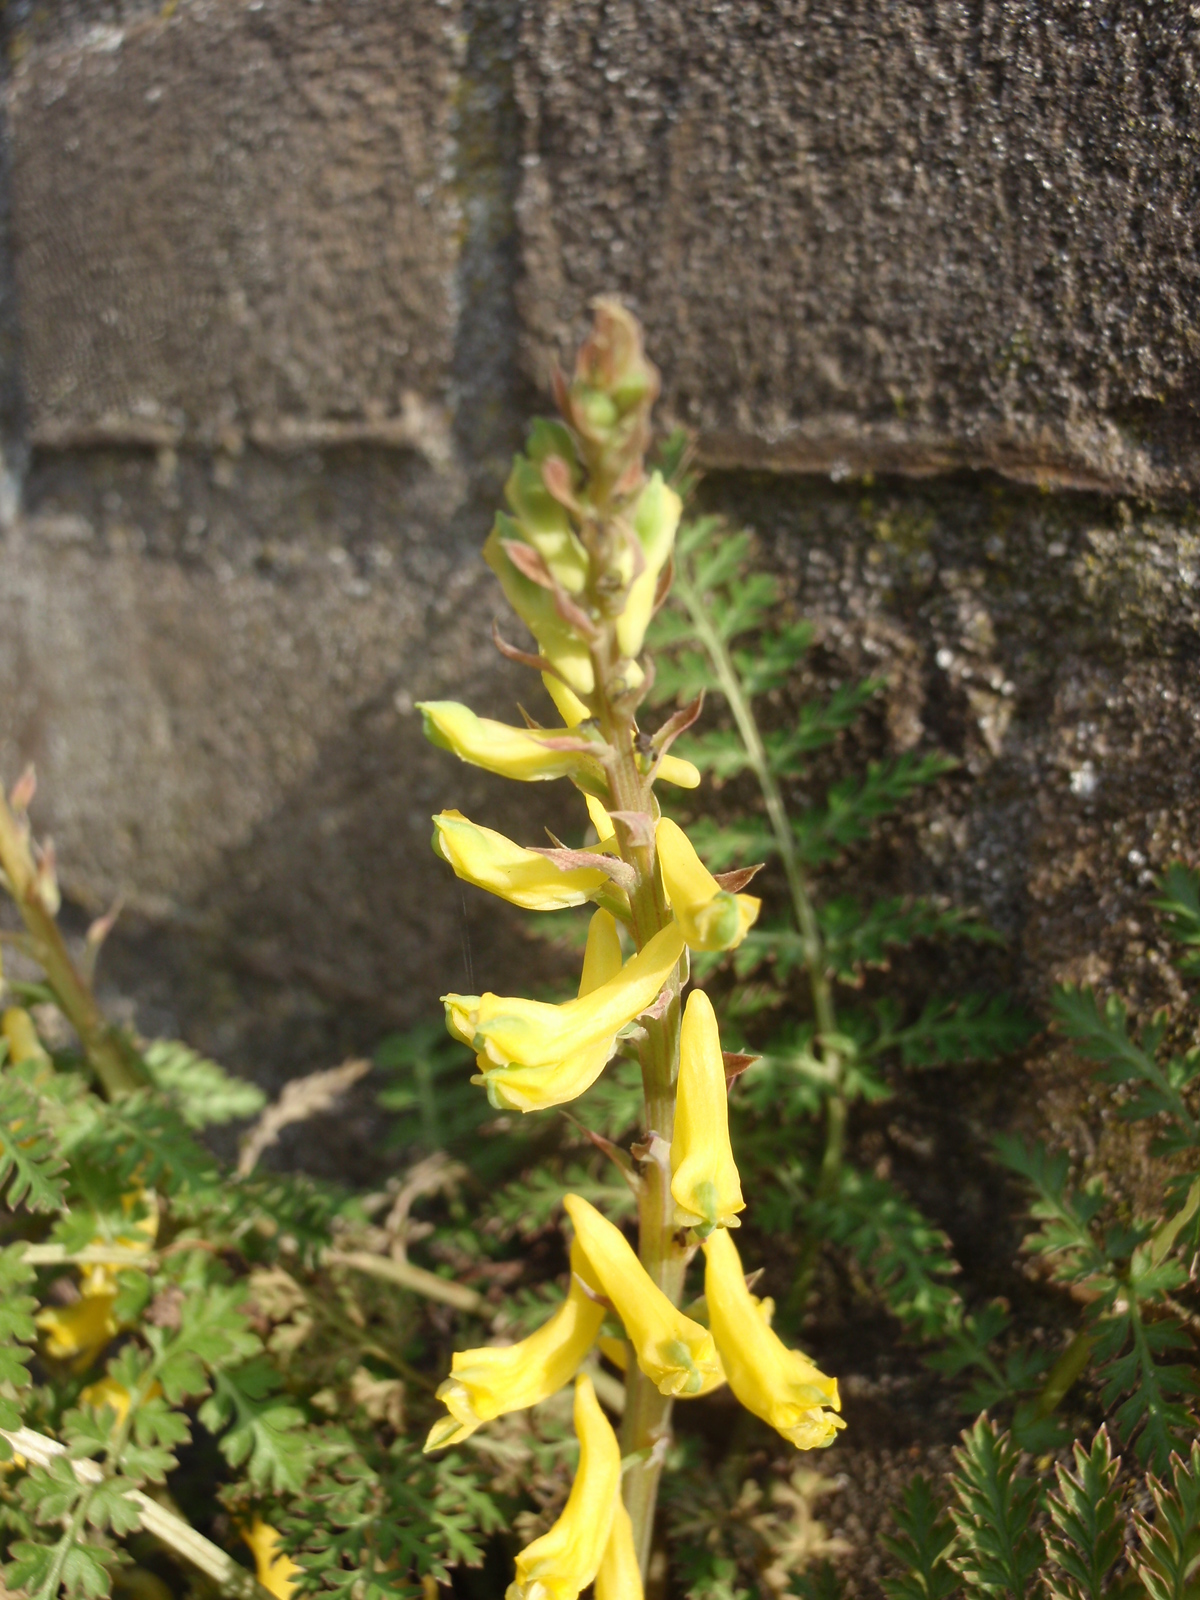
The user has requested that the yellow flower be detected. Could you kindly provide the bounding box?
[36,1293,119,1367]
[424,1239,606,1451]
[433,811,607,912]
[656,819,759,951]
[670,989,745,1234]
[703,1228,844,1450]
[615,472,682,661]
[79,1375,163,1429]
[242,1517,301,1600]
[506,1373,621,1600]
[595,1500,643,1600]
[418,701,596,784]
[564,1194,721,1397]
[445,916,683,1113]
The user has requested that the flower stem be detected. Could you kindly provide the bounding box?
[0,788,145,1096]
[594,656,686,1575]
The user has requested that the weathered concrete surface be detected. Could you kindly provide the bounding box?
[10,0,460,452]
[517,1,1200,495]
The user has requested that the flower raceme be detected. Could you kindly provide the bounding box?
[563,1193,721,1397]
[444,914,684,1113]
[670,989,745,1234]
[432,810,607,912]
[703,1227,844,1450]
[424,1239,606,1452]
[506,1373,622,1600]
[656,818,760,952]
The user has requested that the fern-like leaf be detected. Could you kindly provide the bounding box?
[0,1073,66,1213]
[812,1167,961,1339]
[1044,1426,1124,1600]
[882,1474,958,1600]
[142,1039,266,1129]
[947,1418,1043,1600]
[1134,1441,1200,1600]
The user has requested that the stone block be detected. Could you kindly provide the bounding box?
[517,1,1200,495]
[10,0,460,451]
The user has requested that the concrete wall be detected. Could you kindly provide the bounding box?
[1,0,1198,1193]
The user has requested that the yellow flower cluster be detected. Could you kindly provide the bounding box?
[419,301,841,1600]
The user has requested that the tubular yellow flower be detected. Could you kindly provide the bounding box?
[418,701,595,784]
[445,917,683,1113]
[615,472,682,661]
[424,1239,606,1452]
[703,1228,844,1450]
[242,1517,300,1600]
[595,1501,643,1600]
[506,1373,621,1600]
[564,1194,721,1397]
[433,811,607,911]
[670,989,745,1234]
[656,818,759,951]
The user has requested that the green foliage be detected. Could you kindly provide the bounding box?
[947,1419,1042,1600]
[0,1069,66,1213]
[142,1038,267,1129]
[812,1167,961,1339]
[881,1475,957,1600]
[1135,1442,1200,1600]
[1044,1428,1124,1600]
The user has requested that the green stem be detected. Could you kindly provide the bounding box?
[0,790,145,1096]
[674,570,844,1305]
[593,646,686,1576]
[37,1487,96,1600]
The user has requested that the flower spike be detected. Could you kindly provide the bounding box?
[506,1372,622,1600]
[703,1227,844,1450]
[425,1239,606,1451]
[445,916,683,1113]
[670,988,745,1234]
[432,811,608,911]
[656,818,760,951]
[564,1193,721,1397]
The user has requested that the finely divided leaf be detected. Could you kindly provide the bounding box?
[0,1075,66,1212]
[142,1039,266,1129]
[882,1474,958,1600]
[947,1418,1043,1600]
[1045,1427,1124,1600]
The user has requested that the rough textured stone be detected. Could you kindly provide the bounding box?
[516,1,1200,495]
[10,0,460,451]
